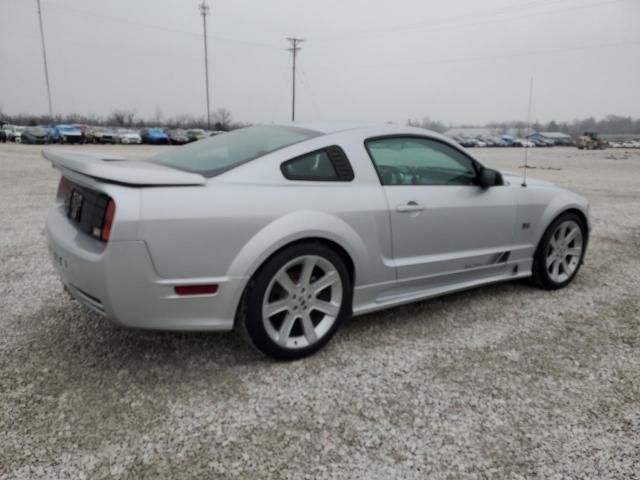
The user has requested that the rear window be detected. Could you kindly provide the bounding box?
[149,125,320,177]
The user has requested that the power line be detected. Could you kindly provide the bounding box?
[41,1,282,50]
[309,39,640,72]
[286,38,303,122]
[199,0,212,129]
[308,0,629,42]
[36,0,53,117]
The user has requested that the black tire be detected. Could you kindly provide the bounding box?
[238,242,352,360]
[531,212,587,290]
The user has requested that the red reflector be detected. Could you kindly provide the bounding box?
[174,284,218,296]
[101,199,116,242]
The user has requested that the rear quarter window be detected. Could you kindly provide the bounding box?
[281,146,354,182]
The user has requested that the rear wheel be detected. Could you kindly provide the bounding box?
[239,242,351,360]
[531,212,586,289]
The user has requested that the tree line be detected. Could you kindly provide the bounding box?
[0,106,245,132]
[2,106,638,136]
[407,115,640,136]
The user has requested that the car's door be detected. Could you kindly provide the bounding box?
[365,136,517,287]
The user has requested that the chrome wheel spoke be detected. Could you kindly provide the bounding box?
[551,259,560,278]
[311,299,339,317]
[311,271,338,294]
[299,257,316,286]
[301,314,318,343]
[546,255,556,269]
[567,247,582,257]
[275,271,296,294]
[264,298,291,318]
[564,226,579,244]
[277,314,296,345]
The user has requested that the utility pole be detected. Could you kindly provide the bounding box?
[199,0,211,129]
[286,37,303,122]
[36,0,53,118]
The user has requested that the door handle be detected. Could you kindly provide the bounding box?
[396,201,424,213]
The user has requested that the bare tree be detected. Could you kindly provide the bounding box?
[212,107,233,131]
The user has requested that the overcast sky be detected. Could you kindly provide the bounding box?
[1,0,638,125]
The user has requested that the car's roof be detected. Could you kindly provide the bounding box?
[278,122,443,139]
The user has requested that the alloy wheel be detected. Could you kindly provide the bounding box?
[546,220,584,283]
[262,255,343,350]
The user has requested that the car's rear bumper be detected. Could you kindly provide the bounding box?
[47,205,246,331]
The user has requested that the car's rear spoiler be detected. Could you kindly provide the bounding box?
[42,149,206,186]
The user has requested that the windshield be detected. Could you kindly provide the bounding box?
[150,125,319,177]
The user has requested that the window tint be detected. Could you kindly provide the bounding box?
[150,125,320,178]
[366,137,477,186]
[282,150,338,180]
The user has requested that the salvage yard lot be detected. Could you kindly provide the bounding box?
[1,143,639,478]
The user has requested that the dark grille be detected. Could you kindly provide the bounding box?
[65,182,110,239]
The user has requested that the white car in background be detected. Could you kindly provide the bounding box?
[12,126,25,143]
[4,125,25,142]
[116,129,142,145]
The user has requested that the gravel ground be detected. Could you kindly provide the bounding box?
[1,143,639,479]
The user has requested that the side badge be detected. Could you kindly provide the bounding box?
[522,222,531,230]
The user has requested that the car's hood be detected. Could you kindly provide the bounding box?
[122,133,140,138]
[501,171,554,187]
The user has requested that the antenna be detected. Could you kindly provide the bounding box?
[522,76,534,187]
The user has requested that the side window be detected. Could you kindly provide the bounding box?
[366,137,477,186]
[281,146,354,182]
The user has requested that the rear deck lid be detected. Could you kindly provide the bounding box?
[43,149,206,186]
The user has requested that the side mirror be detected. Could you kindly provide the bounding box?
[477,167,504,188]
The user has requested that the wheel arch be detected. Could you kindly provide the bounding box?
[534,205,590,258]
[226,211,370,287]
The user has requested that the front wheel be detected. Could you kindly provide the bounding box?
[238,242,352,360]
[531,212,587,289]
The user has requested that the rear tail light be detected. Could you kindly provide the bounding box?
[100,199,116,241]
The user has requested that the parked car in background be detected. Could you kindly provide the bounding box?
[115,129,142,145]
[3,124,18,141]
[531,138,554,147]
[21,126,51,144]
[141,128,170,145]
[186,129,208,142]
[167,129,190,145]
[72,124,89,143]
[12,126,26,143]
[44,123,590,359]
[52,125,83,144]
[514,139,536,148]
[491,137,509,147]
[90,127,117,144]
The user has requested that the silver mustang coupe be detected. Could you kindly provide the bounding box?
[45,124,589,359]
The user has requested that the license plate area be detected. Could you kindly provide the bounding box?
[62,181,110,240]
[67,189,84,221]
